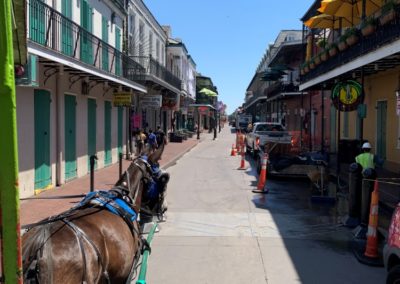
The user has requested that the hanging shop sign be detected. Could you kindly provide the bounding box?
[331,80,363,112]
[113,92,131,107]
[141,95,162,108]
[198,106,208,115]
[162,94,178,110]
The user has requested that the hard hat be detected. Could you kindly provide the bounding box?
[362,142,372,149]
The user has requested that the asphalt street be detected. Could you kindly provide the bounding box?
[146,126,386,284]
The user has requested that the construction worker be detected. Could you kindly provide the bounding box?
[355,142,375,172]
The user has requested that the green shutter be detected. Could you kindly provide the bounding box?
[65,95,77,180]
[80,0,93,64]
[61,0,73,56]
[104,101,112,166]
[102,17,109,71]
[34,90,51,189]
[377,101,387,160]
[115,27,121,76]
[30,0,46,45]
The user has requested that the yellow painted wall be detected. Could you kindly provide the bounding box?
[363,67,400,172]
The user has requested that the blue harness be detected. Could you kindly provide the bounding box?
[139,156,163,200]
[78,191,137,222]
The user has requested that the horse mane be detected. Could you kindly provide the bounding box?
[23,224,54,281]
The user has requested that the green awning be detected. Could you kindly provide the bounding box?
[199,88,218,97]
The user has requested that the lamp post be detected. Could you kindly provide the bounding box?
[197,108,200,140]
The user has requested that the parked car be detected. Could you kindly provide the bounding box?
[245,122,291,156]
[384,203,400,283]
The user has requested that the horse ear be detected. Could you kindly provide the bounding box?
[148,143,164,165]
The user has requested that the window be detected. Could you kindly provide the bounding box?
[129,35,135,55]
[149,32,153,56]
[139,22,144,43]
[156,40,160,62]
[129,14,135,35]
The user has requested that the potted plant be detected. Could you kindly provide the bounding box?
[320,49,329,61]
[345,27,359,46]
[328,43,338,57]
[380,0,397,25]
[338,34,348,51]
[313,54,321,65]
[301,61,310,75]
[317,38,327,51]
[361,16,378,36]
[309,59,316,69]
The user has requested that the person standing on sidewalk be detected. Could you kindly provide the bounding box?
[155,125,167,147]
[148,129,158,153]
[355,142,376,172]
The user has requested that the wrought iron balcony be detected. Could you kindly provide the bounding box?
[301,6,400,85]
[130,56,182,91]
[27,0,146,84]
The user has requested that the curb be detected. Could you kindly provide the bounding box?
[161,140,199,170]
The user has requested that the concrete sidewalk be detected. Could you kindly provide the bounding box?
[21,135,202,226]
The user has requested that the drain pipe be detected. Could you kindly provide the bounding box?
[55,66,63,186]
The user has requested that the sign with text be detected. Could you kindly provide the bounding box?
[141,95,162,108]
[113,92,131,107]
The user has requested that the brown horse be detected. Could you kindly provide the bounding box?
[22,144,165,283]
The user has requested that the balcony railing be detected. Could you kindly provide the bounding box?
[301,6,400,84]
[28,0,146,84]
[130,56,182,90]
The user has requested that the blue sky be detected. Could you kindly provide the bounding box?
[144,0,313,114]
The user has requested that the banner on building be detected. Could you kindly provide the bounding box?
[131,114,142,129]
[113,92,131,107]
[141,95,162,108]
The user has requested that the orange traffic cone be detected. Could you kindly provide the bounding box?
[230,144,237,156]
[238,144,246,170]
[253,153,269,194]
[364,180,379,258]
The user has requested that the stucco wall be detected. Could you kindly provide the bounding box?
[363,67,400,171]
[16,60,127,197]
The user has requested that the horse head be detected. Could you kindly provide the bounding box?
[115,143,166,209]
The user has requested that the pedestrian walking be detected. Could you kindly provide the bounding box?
[148,129,158,153]
[136,129,146,155]
[155,125,167,147]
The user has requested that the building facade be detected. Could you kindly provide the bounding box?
[300,0,400,170]
[126,1,181,134]
[17,0,149,197]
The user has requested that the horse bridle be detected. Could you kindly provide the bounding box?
[24,159,155,284]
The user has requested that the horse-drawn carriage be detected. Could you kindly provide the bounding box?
[22,145,169,283]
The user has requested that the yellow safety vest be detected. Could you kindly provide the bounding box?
[355,153,375,170]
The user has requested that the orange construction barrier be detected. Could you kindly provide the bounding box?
[238,144,246,170]
[230,144,237,156]
[253,153,269,194]
[364,180,379,258]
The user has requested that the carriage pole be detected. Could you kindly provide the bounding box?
[0,0,23,282]
[136,223,158,284]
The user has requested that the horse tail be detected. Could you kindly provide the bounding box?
[22,224,54,283]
